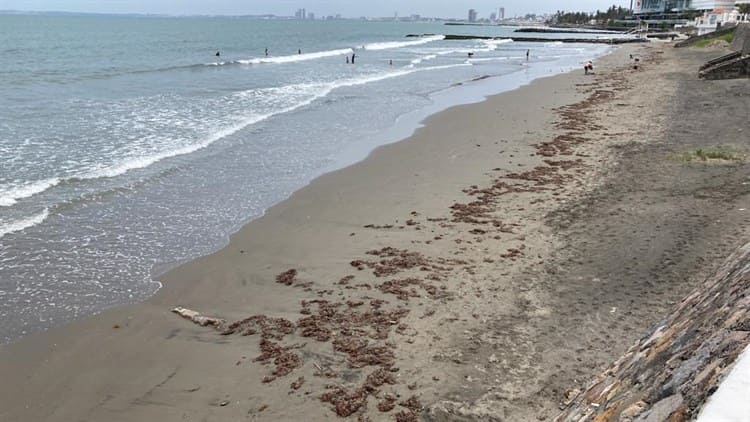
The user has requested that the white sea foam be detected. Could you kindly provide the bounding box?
[0,209,49,238]
[363,35,444,51]
[468,56,524,63]
[77,116,269,181]
[236,48,354,65]
[410,54,437,65]
[0,178,61,207]
[73,63,470,183]
[436,41,508,57]
[483,39,514,51]
[240,63,472,106]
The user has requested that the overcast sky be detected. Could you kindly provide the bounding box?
[1,0,632,18]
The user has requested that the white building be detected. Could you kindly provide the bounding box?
[691,0,736,9]
[693,8,750,33]
[633,0,737,15]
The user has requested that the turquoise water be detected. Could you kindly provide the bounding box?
[0,14,616,343]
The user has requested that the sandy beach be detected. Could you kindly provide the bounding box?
[1,41,748,422]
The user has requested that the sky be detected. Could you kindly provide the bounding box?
[0,0,632,18]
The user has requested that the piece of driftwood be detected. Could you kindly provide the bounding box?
[172,306,225,328]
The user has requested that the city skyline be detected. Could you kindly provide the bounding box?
[0,0,632,19]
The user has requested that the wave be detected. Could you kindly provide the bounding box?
[234,48,354,65]
[89,62,470,180]
[2,62,473,203]
[435,40,511,58]
[410,54,437,65]
[363,35,445,51]
[0,209,49,238]
[74,119,266,181]
[483,39,514,51]
[468,56,524,63]
[134,48,356,71]
[0,178,61,207]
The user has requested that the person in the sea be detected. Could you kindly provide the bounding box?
[351,53,356,64]
[298,49,302,54]
[526,49,530,61]
[265,48,268,57]
[215,51,220,57]
[467,52,474,58]
[389,59,393,66]
[346,55,350,64]
[584,60,594,75]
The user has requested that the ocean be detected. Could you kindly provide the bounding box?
[0,14,619,343]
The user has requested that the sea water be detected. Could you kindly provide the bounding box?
[0,14,621,343]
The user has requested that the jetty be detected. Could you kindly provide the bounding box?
[514,27,626,35]
[406,34,647,45]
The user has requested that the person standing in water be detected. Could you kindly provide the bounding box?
[346,55,350,64]
[264,48,268,57]
[526,49,530,61]
[298,49,302,55]
[351,53,356,64]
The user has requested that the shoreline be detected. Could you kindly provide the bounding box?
[0,40,612,345]
[2,40,748,422]
[144,48,614,325]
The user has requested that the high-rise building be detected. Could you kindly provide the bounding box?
[308,12,315,20]
[498,7,505,20]
[468,9,478,22]
[490,12,497,21]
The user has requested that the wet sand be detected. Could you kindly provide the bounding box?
[1,42,748,422]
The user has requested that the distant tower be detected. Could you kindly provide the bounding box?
[302,8,306,19]
[498,7,505,20]
[468,9,478,22]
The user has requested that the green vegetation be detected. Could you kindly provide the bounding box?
[677,146,743,162]
[693,32,735,47]
[550,5,632,25]
[739,4,750,15]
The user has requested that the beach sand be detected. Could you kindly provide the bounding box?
[1,42,748,422]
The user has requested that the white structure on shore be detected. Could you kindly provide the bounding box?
[633,0,736,15]
[692,8,750,33]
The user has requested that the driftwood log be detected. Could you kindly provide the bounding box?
[171,306,225,328]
